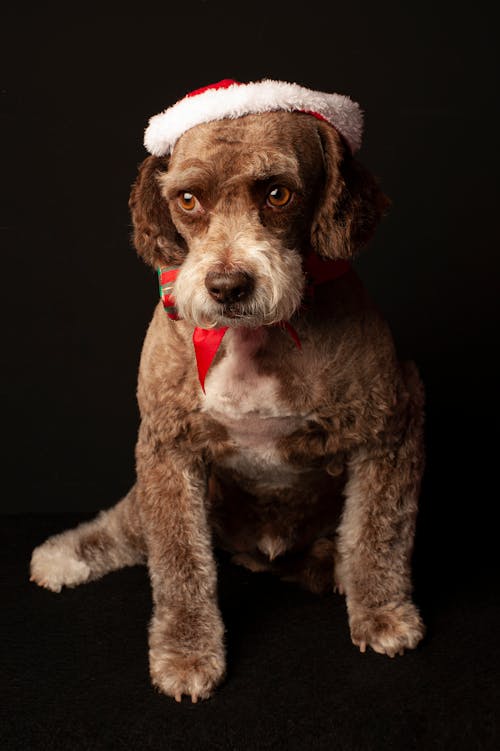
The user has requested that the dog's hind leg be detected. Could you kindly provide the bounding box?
[30,485,145,592]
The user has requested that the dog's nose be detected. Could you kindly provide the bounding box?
[205,271,254,305]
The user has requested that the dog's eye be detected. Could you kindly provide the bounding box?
[178,192,200,211]
[266,186,292,208]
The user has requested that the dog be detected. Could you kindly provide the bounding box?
[30,81,425,703]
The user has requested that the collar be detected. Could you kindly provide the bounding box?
[157,252,350,391]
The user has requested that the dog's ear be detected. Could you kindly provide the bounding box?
[311,123,390,259]
[129,155,186,267]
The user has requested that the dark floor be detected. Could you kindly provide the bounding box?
[2,481,499,751]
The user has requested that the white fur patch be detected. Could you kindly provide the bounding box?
[203,328,309,490]
[257,534,289,560]
[203,328,283,418]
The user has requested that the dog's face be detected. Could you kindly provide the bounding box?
[130,111,388,328]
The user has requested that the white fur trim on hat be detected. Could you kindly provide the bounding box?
[144,79,363,156]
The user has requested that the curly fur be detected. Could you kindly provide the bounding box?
[31,111,424,702]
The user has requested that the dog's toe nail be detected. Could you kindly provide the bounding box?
[174,693,182,703]
[191,694,198,704]
[359,641,366,653]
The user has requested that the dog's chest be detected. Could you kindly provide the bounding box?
[202,329,308,486]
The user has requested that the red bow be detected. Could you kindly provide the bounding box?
[158,253,350,391]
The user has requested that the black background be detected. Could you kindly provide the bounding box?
[2,4,500,749]
[2,2,498,516]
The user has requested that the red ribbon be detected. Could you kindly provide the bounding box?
[192,325,229,391]
[158,252,350,391]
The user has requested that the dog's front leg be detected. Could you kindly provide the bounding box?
[336,404,425,657]
[137,435,225,702]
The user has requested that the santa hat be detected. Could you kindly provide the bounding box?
[144,79,363,157]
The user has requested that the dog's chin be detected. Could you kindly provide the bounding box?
[196,312,266,330]
[189,302,298,330]
[214,304,259,328]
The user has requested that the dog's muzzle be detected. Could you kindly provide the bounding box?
[157,254,351,391]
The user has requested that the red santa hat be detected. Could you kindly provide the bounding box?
[144,79,363,156]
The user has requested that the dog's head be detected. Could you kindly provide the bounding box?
[129,111,388,328]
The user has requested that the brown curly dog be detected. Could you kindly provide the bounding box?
[31,108,425,702]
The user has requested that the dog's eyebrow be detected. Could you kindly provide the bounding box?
[158,163,216,198]
[158,152,302,199]
[240,151,301,183]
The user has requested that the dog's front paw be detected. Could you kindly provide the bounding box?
[349,600,425,657]
[149,647,226,702]
[149,608,226,702]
